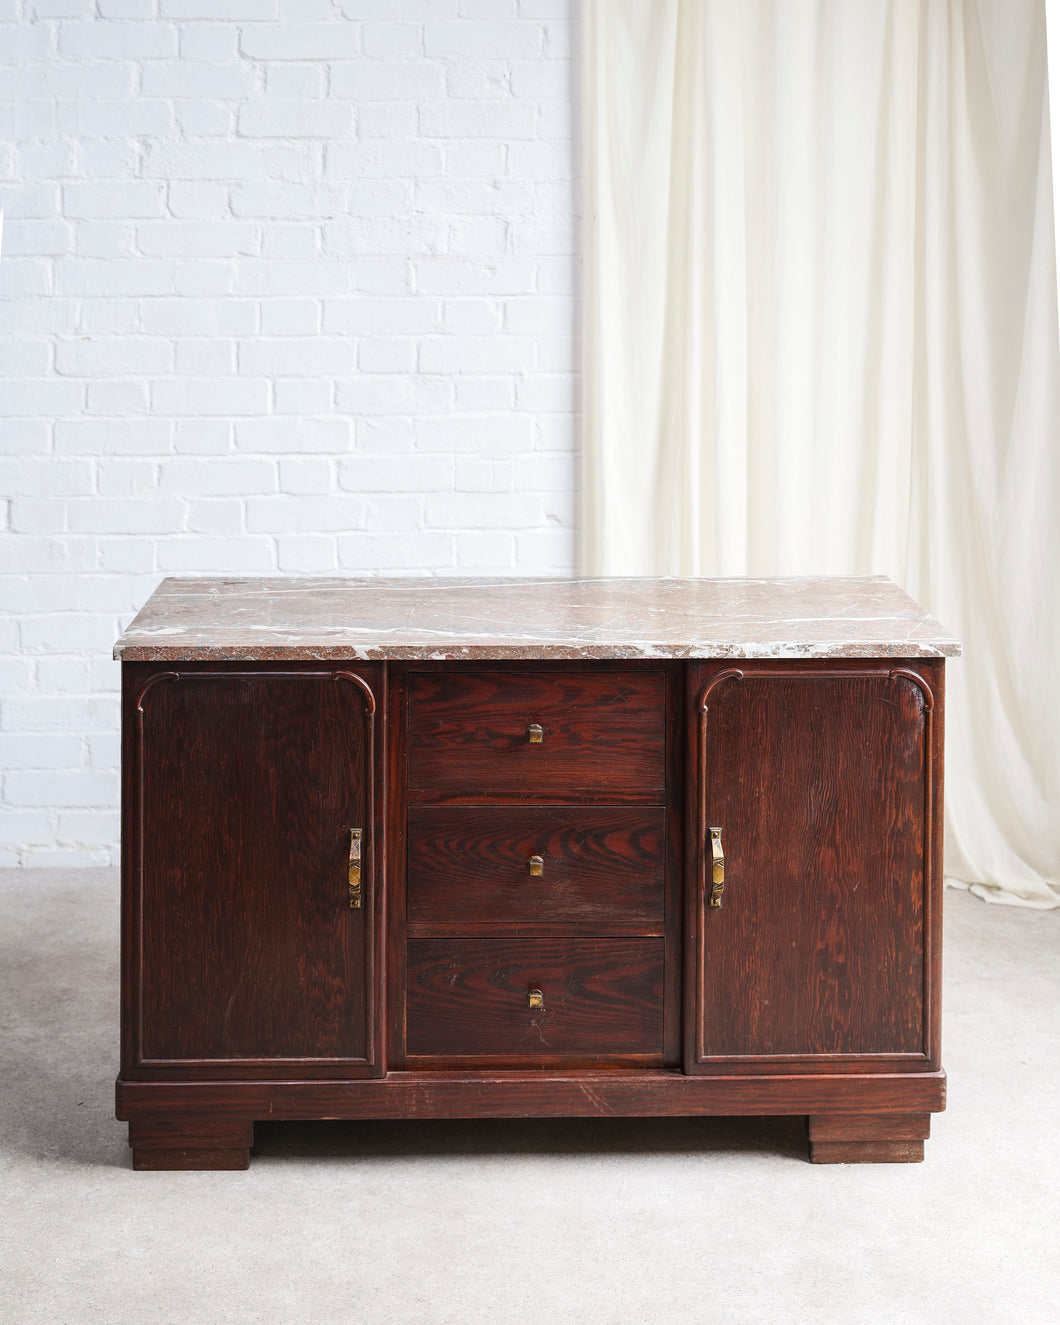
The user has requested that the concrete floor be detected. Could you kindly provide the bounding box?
[0,869,1056,1325]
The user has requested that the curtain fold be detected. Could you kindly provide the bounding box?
[583,0,1059,907]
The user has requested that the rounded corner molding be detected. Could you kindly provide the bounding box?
[134,670,181,715]
[332,668,378,714]
[696,668,745,713]
[888,667,936,711]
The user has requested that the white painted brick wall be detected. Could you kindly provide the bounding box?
[0,0,579,866]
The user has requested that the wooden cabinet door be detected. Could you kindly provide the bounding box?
[126,666,382,1077]
[686,662,941,1074]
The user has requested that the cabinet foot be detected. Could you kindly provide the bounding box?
[128,1119,254,1171]
[807,1112,931,1163]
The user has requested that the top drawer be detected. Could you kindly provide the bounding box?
[407,669,666,800]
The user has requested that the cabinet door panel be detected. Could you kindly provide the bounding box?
[131,667,379,1074]
[688,665,933,1070]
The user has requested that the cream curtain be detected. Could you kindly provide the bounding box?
[582,0,1059,907]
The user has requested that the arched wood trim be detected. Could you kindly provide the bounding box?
[691,661,937,1067]
[132,666,379,1071]
[888,667,936,711]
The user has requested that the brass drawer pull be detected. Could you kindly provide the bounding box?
[528,854,544,877]
[528,988,544,1011]
[348,827,362,909]
[527,723,544,744]
[708,827,724,908]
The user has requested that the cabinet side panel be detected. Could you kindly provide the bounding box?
[135,669,374,1067]
[692,665,928,1064]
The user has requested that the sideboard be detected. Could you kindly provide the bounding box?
[114,575,959,1169]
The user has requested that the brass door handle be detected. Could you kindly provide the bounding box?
[348,828,362,908]
[708,827,724,908]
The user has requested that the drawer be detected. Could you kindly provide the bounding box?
[405,937,664,1063]
[406,669,666,800]
[406,806,665,933]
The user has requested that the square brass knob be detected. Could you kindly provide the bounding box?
[527,723,544,744]
[528,855,544,877]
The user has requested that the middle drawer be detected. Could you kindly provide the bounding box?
[406,805,665,933]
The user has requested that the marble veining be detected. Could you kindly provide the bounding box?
[114,576,961,661]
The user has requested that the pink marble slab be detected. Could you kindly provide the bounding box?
[114,576,961,662]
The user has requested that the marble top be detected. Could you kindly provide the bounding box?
[114,576,960,662]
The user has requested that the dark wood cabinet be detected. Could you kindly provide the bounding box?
[125,665,383,1079]
[686,662,940,1072]
[115,577,957,1169]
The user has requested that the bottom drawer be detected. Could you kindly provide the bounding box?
[405,937,664,1064]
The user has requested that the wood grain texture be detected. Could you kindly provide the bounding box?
[660,663,684,1067]
[688,662,930,1070]
[129,665,381,1074]
[117,1069,947,1122]
[924,660,945,1069]
[385,662,409,1070]
[118,644,948,1169]
[406,805,665,933]
[405,937,665,1063]
[808,1111,930,1163]
[128,1118,254,1171]
[406,668,666,801]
